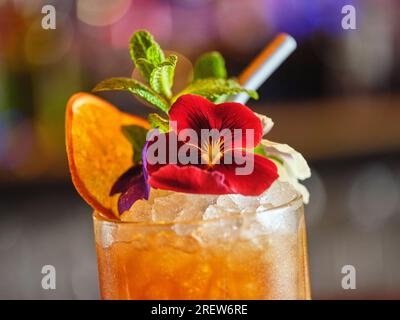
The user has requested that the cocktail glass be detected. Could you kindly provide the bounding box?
[93,193,311,300]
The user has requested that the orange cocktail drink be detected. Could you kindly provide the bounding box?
[94,194,310,300]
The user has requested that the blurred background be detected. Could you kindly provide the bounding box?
[1,0,400,299]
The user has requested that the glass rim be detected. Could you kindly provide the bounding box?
[93,192,303,228]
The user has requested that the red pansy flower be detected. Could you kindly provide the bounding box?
[146,94,278,195]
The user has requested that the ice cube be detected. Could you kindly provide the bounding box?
[228,194,260,211]
[237,182,301,241]
[175,207,203,222]
[121,199,152,222]
[148,188,173,204]
[192,215,241,245]
[176,194,217,222]
[202,203,240,220]
[216,195,238,210]
[254,206,300,234]
[259,181,298,207]
[151,193,189,222]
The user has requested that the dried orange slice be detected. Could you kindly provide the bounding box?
[66,93,149,219]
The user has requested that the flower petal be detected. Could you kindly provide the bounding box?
[169,94,215,133]
[169,94,263,149]
[110,165,149,214]
[214,153,278,196]
[148,164,231,194]
[261,140,311,180]
[273,160,310,204]
[141,129,160,194]
[110,165,142,195]
[141,142,151,196]
[261,140,311,204]
[145,131,201,176]
[255,112,274,136]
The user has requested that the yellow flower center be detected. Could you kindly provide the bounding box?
[201,137,224,167]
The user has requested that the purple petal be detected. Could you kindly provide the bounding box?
[117,173,148,214]
[110,165,150,214]
[142,142,150,197]
[142,129,159,197]
[110,165,143,195]
[111,130,160,214]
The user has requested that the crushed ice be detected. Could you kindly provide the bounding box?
[121,180,299,224]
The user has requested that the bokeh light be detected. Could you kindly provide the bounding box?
[348,163,400,230]
[3,119,35,171]
[24,18,74,66]
[110,0,172,49]
[0,110,34,172]
[215,0,270,53]
[77,0,131,27]
[263,0,360,39]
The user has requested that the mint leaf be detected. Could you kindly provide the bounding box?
[175,78,258,103]
[254,144,267,157]
[93,77,169,113]
[146,44,164,66]
[122,125,148,164]
[149,55,177,99]
[130,30,164,81]
[135,58,155,81]
[148,113,169,132]
[193,51,227,80]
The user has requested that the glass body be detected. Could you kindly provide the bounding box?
[93,195,311,300]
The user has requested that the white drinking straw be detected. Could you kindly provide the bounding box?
[233,33,297,104]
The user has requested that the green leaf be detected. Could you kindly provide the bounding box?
[149,55,177,99]
[212,94,229,104]
[193,51,227,80]
[146,44,164,66]
[148,113,169,132]
[254,145,284,165]
[175,78,258,103]
[267,154,284,165]
[254,144,267,157]
[93,77,169,113]
[135,58,155,81]
[129,30,164,81]
[122,125,148,164]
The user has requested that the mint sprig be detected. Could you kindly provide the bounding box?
[93,30,259,132]
[93,77,169,113]
[129,30,164,81]
[149,55,177,100]
[94,31,176,115]
[193,51,227,80]
[175,78,258,103]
